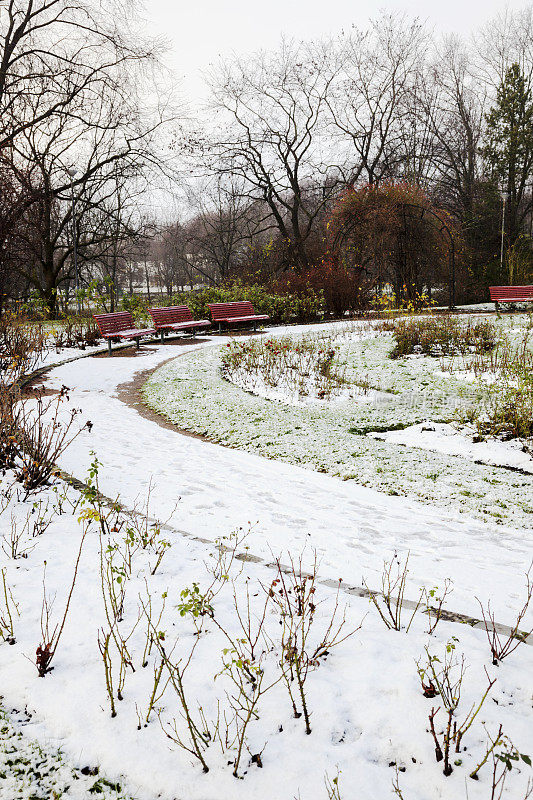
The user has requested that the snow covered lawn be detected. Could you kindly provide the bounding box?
[142,318,533,529]
[27,331,531,623]
[370,421,533,473]
[0,706,132,799]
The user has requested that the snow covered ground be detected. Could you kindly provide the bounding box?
[0,706,133,799]
[31,332,532,623]
[1,320,532,800]
[370,421,533,473]
[142,321,532,529]
[35,341,124,371]
[0,465,532,800]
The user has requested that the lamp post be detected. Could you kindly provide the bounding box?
[67,167,79,314]
[500,189,508,280]
[448,229,456,311]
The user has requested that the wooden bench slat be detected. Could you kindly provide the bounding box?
[93,312,155,354]
[208,301,270,330]
[158,320,211,330]
[222,315,270,322]
[209,301,258,320]
[148,306,211,331]
[490,285,533,302]
[93,311,136,335]
[102,328,155,338]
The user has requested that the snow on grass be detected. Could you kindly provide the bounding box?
[370,421,533,473]
[0,703,134,799]
[142,319,533,529]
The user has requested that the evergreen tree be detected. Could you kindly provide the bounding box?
[484,63,533,262]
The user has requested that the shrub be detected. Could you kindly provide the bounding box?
[371,288,435,313]
[382,315,498,358]
[220,332,348,400]
[15,386,92,493]
[466,322,533,440]
[120,295,149,317]
[272,262,371,318]
[50,318,101,350]
[0,386,22,470]
[170,280,325,325]
[0,307,46,385]
[479,380,533,440]
[0,308,46,473]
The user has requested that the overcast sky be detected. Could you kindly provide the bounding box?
[145,0,528,100]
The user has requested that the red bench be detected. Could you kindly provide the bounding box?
[208,301,269,333]
[490,286,533,308]
[148,305,211,342]
[93,312,155,356]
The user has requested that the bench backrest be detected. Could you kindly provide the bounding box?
[149,305,194,327]
[208,301,256,321]
[490,285,533,301]
[93,311,134,335]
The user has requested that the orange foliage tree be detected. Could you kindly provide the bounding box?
[327,182,462,306]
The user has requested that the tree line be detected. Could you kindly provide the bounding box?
[156,9,533,306]
[2,4,533,315]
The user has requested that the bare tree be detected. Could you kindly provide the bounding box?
[10,100,163,315]
[85,165,149,309]
[0,0,159,151]
[206,39,341,270]
[1,0,177,315]
[327,13,429,185]
[0,150,35,311]
[421,38,486,214]
[183,176,268,283]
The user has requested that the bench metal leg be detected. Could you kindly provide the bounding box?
[219,322,222,334]
[135,338,140,350]
[107,338,112,356]
[253,321,257,332]
[160,330,165,343]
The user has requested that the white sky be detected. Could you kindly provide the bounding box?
[145,0,529,101]
[143,0,529,219]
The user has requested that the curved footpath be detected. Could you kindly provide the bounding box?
[37,326,533,628]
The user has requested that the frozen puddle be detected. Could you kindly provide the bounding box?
[369,421,533,473]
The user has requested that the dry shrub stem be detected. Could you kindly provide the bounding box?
[324,769,342,799]
[16,386,92,495]
[0,568,18,644]
[363,552,422,632]
[420,644,496,776]
[267,555,357,735]
[98,629,117,718]
[477,563,533,665]
[423,579,453,635]
[36,527,88,676]
[154,638,210,773]
[469,724,503,780]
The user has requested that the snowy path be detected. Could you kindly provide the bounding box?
[45,333,533,626]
